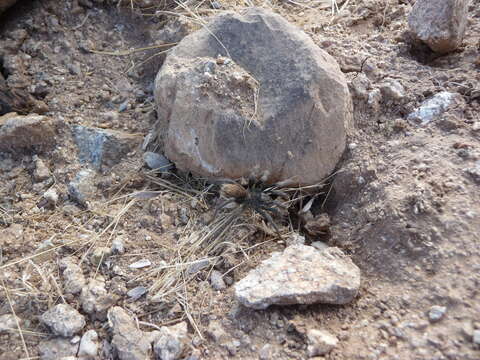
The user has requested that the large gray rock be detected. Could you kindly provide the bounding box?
[235,245,360,309]
[154,8,352,187]
[408,0,470,53]
[41,304,86,337]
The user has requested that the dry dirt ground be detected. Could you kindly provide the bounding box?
[0,0,479,359]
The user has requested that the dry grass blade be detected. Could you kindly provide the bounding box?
[1,277,30,359]
[89,43,177,56]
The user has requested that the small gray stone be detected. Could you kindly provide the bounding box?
[143,151,173,172]
[78,329,99,357]
[127,286,148,300]
[60,260,86,295]
[235,245,360,309]
[80,279,117,320]
[72,125,142,169]
[407,91,462,125]
[311,241,329,252]
[259,344,273,360]
[111,237,125,254]
[0,314,21,334]
[206,320,227,343]
[428,305,447,322]
[38,338,79,360]
[43,187,59,207]
[129,259,152,269]
[307,329,338,357]
[380,79,405,103]
[68,169,96,206]
[33,156,50,182]
[41,304,86,337]
[153,321,188,360]
[473,329,480,345]
[108,307,152,360]
[91,247,111,266]
[210,270,226,290]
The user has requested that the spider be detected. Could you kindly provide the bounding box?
[213,179,289,236]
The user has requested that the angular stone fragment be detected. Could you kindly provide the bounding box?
[235,245,360,309]
[408,0,469,53]
[38,338,79,360]
[60,260,86,295]
[154,7,352,187]
[307,329,338,357]
[0,113,56,153]
[108,307,153,360]
[80,278,117,320]
[72,125,142,169]
[407,91,462,125]
[68,169,97,206]
[153,321,188,360]
[41,304,86,337]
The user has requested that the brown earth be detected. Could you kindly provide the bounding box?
[0,0,479,359]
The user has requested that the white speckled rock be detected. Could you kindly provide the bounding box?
[41,304,85,337]
[234,245,360,309]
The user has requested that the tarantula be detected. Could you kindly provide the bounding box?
[213,179,289,236]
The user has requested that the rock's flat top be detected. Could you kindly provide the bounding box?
[234,245,360,309]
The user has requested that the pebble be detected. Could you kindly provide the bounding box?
[127,286,148,300]
[91,247,112,266]
[33,156,50,182]
[407,92,462,125]
[129,259,152,269]
[111,237,125,254]
[0,314,21,334]
[43,187,59,207]
[68,169,97,206]
[38,338,79,360]
[428,305,447,322]
[210,270,227,290]
[206,320,228,343]
[153,321,188,360]
[473,329,480,345]
[78,329,99,357]
[60,260,86,295]
[80,278,117,320]
[307,329,338,357]
[41,304,86,337]
[259,344,273,359]
[143,151,173,172]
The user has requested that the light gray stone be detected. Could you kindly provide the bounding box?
[235,245,360,309]
[307,329,338,357]
[38,338,79,360]
[78,329,99,358]
[80,279,117,320]
[428,305,447,322]
[153,321,188,360]
[143,151,173,172]
[33,156,51,182]
[111,237,126,254]
[72,125,142,169]
[407,91,462,125]
[210,270,226,290]
[41,304,86,337]
[60,260,86,295]
[68,169,96,206]
[154,8,352,187]
[408,0,469,53]
[473,329,480,345]
[0,314,21,334]
[108,307,152,360]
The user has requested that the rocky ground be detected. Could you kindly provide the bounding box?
[0,0,479,359]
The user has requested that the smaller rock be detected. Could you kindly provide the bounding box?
[153,321,188,360]
[91,247,111,266]
[127,286,148,300]
[41,304,86,337]
[78,329,99,358]
[380,79,405,103]
[0,113,56,153]
[311,241,329,252]
[68,169,96,206]
[465,161,480,184]
[143,151,173,172]
[80,278,117,320]
[108,307,152,360]
[408,0,469,53]
[129,259,152,269]
[72,125,142,169]
[38,337,79,360]
[111,237,125,254]
[407,91,462,125]
[211,0,222,9]
[187,258,210,274]
[0,314,21,334]
[33,156,51,182]
[428,305,447,322]
[60,260,86,295]
[206,320,228,343]
[259,344,273,360]
[43,187,59,207]
[307,329,338,357]
[210,270,226,290]
[304,213,330,236]
[473,329,480,346]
